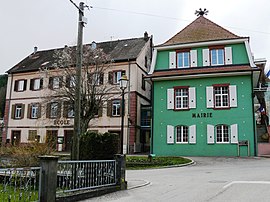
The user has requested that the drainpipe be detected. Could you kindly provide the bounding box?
[251,71,257,156]
[150,78,154,154]
[127,59,131,154]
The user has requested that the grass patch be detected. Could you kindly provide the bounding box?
[126,156,192,169]
[0,184,39,201]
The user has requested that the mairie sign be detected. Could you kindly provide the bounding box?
[192,112,212,118]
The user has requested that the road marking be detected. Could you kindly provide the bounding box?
[223,181,270,189]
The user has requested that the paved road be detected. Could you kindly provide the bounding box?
[85,157,270,202]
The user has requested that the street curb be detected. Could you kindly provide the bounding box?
[127,180,151,190]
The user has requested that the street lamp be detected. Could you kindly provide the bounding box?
[119,75,128,154]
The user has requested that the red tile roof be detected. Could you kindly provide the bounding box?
[162,16,244,46]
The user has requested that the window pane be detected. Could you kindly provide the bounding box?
[51,103,58,117]
[175,88,188,109]
[112,100,120,116]
[15,106,22,118]
[34,79,40,90]
[177,52,190,68]
[31,105,38,118]
[176,125,188,143]
[18,80,24,91]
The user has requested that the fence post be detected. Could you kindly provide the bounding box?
[115,154,127,190]
[39,155,59,202]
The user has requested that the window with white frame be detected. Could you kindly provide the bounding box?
[210,49,224,65]
[207,124,238,144]
[69,76,76,88]
[50,102,58,118]
[67,104,74,118]
[167,87,196,110]
[31,104,39,119]
[177,52,190,68]
[206,85,237,109]
[30,78,43,90]
[114,71,122,84]
[112,100,120,116]
[214,86,229,108]
[90,73,103,85]
[15,105,22,119]
[14,80,26,92]
[203,47,232,66]
[176,125,188,143]
[216,124,229,143]
[175,88,189,109]
[53,77,60,89]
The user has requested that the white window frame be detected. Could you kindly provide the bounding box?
[15,105,22,119]
[175,88,189,109]
[91,73,101,85]
[67,104,74,118]
[214,86,229,108]
[216,124,229,143]
[33,78,41,90]
[210,49,224,65]
[69,76,76,88]
[18,80,25,91]
[176,125,189,143]
[50,102,58,118]
[177,52,190,68]
[31,104,38,119]
[112,100,120,116]
[53,77,60,89]
[113,71,122,84]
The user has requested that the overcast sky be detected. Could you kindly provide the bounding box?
[0,0,269,74]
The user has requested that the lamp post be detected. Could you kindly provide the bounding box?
[119,75,128,154]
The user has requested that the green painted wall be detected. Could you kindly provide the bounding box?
[152,75,255,156]
[155,43,249,70]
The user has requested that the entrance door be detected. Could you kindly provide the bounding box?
[46,130,57,150]
[64,130,73,152]
[11,131,21,146]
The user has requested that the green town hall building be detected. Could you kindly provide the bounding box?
[147,13,261,157]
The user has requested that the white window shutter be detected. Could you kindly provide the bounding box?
[167,125,174,144]
[229,85,237,107]
[189,87,196,109]
[169,52,176,69]
[225,47,233,65]
[167,88,174,109]
[207,124,215,144]
[203,49,210,66]
[189,125,196,144]
[230,124,238,144]
[190,50,197,67]
[206,86,214,108]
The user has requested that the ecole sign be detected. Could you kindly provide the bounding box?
[54,119,70,126]
[192,112,212,118]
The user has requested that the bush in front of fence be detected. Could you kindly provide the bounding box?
[79,131,119,160]
[0,142,55,167]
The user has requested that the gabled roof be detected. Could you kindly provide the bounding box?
[7,36,150,74]
[162,16,243,46]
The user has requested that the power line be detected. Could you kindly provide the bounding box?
[90,6,270,36]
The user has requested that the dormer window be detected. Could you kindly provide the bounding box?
[210,48,224,65]
[177,51,190,68]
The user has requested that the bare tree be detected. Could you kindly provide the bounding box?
[41,45,117,143]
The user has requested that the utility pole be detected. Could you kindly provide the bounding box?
[71,1,87,160]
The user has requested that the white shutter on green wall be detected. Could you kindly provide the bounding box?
[190,50,197,67]
[206,86,214,108]
[225,47,233,65]
[169,52,176,69]
[207,124,215,144]
[230,124,238,144]
[229,85,237,107]
[203,49,210,66]
[189,87,196,109]
[167,125,174,144]
[189,125,196,144]
[167,88,174,109]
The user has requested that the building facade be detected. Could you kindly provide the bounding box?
[3,33,152,154]
[148,15,260,157]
